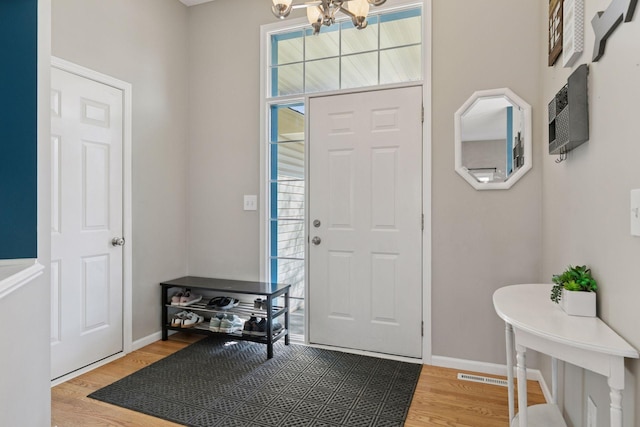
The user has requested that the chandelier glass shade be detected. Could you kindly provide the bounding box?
[272,0,387,34]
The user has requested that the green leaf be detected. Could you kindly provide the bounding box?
[550,264,598,294]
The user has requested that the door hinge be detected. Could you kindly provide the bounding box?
[421,321,424,337]
[421,214,424,231]
[421,105,424,123]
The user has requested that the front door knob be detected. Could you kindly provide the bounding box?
[311,236,321,245]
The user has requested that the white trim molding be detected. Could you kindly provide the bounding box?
[0,261,44,300]
[421,0,432,365]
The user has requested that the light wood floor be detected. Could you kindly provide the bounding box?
[52,333,545,426]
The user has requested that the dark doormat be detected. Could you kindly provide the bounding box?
[89,338,421,426]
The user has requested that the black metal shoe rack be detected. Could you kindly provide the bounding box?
[160,276,290,359]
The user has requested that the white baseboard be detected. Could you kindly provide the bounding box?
[431,355,552,403]
[529,369,553,403]
[131,330,177,351]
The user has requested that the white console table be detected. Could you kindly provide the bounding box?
[493,284,639,427]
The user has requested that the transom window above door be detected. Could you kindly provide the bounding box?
[269,6,422,97]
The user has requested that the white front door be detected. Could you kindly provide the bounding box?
[50,67,124,380]
[308,86,423,358]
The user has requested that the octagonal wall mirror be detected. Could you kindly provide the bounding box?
[454,88,532,190]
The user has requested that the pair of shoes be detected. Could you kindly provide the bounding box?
[171,310,188,326]
[242,316,261,336]
[182,311,204,328]
[171,311,204,328]
[209,313,224,332]
[242,315,283,337]
[253,298,268,310]
[206,296,240,310]
[170,289,202,306]
[170,290,184,305]
[219,314,244,333]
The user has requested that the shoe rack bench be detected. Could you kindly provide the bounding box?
[160,276,290,359]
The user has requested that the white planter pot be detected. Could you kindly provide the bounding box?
[561,289,596,317]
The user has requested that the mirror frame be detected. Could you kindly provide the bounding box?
[454,88,532,190]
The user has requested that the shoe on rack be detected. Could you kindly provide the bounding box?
[252,318,267,337]
[170,290,184,305]
[252,318,283,337]
[219,314,244,333]
[179,291,202,306]
[243,315,258,336]
[206,296,224,308]
[209,313,224,332]
[181,311,204,328]
[206,296,239,310]
[254,298,268,310]
[170,310,189,327]
[272,320,284,335]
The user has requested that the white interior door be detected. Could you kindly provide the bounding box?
[50,67,124,380]
[308,86,423,358]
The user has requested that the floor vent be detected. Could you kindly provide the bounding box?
[457,373,509,387]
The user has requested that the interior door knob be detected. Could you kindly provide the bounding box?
[112,237,125,247]
[311,236,321,245]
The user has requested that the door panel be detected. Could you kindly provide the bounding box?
[309,86,423,358]
[51,67,124,380]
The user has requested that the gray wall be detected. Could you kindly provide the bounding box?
[186,0,304,279]
[187,0,543,367]
[51,0,190,340]
[540,0,640,425]
[188,0,261,279]
[431,0,542,363]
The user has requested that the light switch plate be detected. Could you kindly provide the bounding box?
[631,190,640,236]
[244,195,257,211]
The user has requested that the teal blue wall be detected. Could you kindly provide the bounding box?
[0,0,38,259]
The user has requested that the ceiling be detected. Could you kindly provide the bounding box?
[179,0,214,6]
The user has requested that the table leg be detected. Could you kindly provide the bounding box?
[516,344,528,427]
[608,358,625,427]
[551,357,558,404]
[609,386,623,427]
[505,322,515,423]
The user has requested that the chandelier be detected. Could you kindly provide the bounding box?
[271,0,387,35]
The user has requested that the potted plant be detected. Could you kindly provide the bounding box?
[550,265,597,317]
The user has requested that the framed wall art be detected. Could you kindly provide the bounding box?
[549,0,564,66]
[562,0,584,67]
